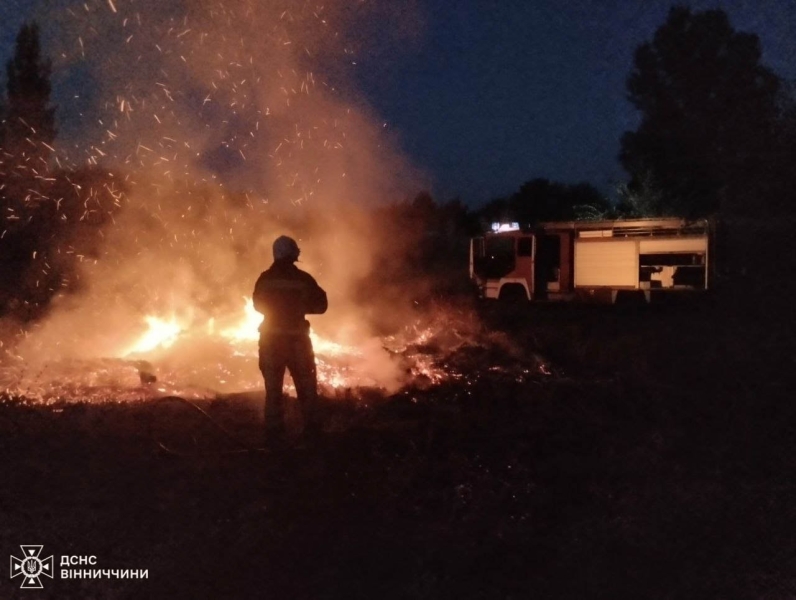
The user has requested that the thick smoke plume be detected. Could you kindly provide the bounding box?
[4,0,450,396]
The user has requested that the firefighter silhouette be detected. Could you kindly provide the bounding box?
[253,236,328,446]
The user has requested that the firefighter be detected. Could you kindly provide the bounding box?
[253,235,328,447]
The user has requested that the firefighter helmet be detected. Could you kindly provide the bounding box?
[273,235,301,262]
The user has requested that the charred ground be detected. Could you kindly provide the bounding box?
[2,279,795,599]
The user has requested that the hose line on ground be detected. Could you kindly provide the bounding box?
[151,395,266,456]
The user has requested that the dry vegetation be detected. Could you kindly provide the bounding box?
[2,257,795,600]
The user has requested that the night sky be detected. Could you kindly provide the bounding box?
[1,0,795,206]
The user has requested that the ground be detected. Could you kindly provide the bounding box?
[2,288,795,599]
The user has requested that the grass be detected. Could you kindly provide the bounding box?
[1,284,795,599]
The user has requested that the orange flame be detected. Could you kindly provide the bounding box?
[124,297,365,361]
[124,316,184,355]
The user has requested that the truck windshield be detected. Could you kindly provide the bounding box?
[473,236,516,280]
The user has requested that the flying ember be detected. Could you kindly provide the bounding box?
[0,0,455,404]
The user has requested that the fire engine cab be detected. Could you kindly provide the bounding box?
[470,218,711,303]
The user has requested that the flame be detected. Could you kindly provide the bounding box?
[0,0,458,404]
[110,296,451,395]
[118,297,374,391]
[2,298,463,402]
[219,298,261,343]
[124,316,184,355]
[124,298,364,360]
[309,333,361,358]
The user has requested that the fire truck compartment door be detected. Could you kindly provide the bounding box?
[575,240,638,288]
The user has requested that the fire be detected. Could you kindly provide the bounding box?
[98,297,446,398]
[124,316,184,355]
[0,0,465,404]
[219,298,261,343]
[1,297,471,403]
[114,298,383,394]
[123,298,363,360]
[309,334,361,358]
[124,298,365,360]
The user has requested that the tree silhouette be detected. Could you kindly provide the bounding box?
[0,22,129,321]
[484,178,612,225]
[1,22,56,169]
[615,170,666,217]
[620,6,782,217]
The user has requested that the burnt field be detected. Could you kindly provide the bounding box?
[2,292,795,600]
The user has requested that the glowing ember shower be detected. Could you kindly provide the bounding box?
[1,0,440,402]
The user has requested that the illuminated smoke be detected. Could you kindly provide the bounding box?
[2,0,451,398]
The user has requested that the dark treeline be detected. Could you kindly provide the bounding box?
[2,5,796,319]
[414,5,796,225]
[377,5,796,299]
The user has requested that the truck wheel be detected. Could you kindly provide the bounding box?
[498,284,528,303]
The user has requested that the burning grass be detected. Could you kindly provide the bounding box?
[2,294,795,598]
[0,298,537,405]
[0,0,794,593]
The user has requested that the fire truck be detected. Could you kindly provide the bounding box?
[470,218,711,303]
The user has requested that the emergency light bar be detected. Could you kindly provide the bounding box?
[491,222,520,233]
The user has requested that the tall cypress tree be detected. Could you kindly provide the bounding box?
[0,22,57,319]
[2,22,56,168]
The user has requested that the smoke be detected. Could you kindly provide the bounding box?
[4,0,440,394]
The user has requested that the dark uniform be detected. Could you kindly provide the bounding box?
[253,257,328,442]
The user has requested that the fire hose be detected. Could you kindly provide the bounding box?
[0,395,286,458]
[150,395,268,457]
